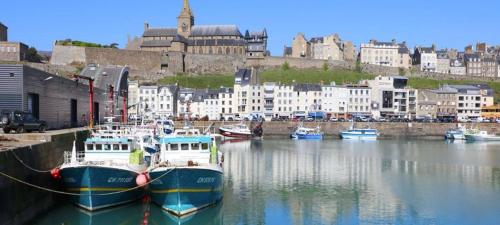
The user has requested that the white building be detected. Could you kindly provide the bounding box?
[366,76,412,118]
[442,85,481,120]
[233,68,260,117]
[263,82,276,120]
[157,85,178,118]
[293,84,322,113]
[321,83,349,118]
[138,86,158,118]
[414,46,437,72]
[128,80,139,117]
[219,87,235,120]
[346,84,372,117]
[274,85,295,118]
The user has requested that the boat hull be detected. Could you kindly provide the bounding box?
[290,133,323,140]
[149,167,224,216]
[340,132,378,140]
[465,134,500,142]
[60,166,144,211]
[219,128,252,139]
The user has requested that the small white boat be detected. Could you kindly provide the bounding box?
[445,125,466,140]
[340,122,379,140]
[464,130,500,142]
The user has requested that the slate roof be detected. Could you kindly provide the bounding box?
[141,40,172,47]
[284,46,292,55]
[234,69,252,86]
[293,83,322,92]
[418,47,435,54]
[398,43,410,54]
[190,25,242,37]
[143,28,178,37]
[219,87,234,94]
[310,37,324,43]
[80,65,129,97]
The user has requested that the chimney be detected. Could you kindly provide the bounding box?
[144,22,149,31]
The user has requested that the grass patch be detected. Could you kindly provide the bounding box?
[157,74,234,89]
[260,68,375,85]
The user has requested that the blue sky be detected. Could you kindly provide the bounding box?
[2,0,499,55]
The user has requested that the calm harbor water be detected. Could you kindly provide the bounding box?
[35,139,500,225]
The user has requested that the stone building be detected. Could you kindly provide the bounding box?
[0,22,28,62]
[0,64,122,129]
[436,50,450,74]
[482,57,497,77]
[464,53,482,76]
[360,39,411,68]
[417,89,457,119]
[0,22,7,41]
[450,59,466,75]
[137,0,266,57]
[0,42,28,62]
[290,33,310,58]
[343,41,357,62]
[244,29,268,58]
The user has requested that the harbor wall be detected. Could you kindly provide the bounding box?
[184,121,500,139]
[0,130,89,225]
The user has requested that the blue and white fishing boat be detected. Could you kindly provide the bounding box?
[59,134,147,211]
[290,124,324,140]
[340,122,379,140]
[445,124,466,140]
[148,129,223,216]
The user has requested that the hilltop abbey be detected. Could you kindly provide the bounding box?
[131,0,268,57]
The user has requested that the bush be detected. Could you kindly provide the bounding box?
[282,62,290,71]
[399,67,406,76]
[322,63,329,71]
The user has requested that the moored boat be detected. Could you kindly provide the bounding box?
[219,122,262,139]
[60,135,147,211]
[148,131,223,216]
[290,125,323,140]
[464,130,500,142]
[445,124,466,140]
[340,121,379,140]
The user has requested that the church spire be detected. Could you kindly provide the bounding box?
[180,0,193,17]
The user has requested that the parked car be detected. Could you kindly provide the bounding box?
[1,110,48,133]
[496,118,500,123]
[330,117,339,122]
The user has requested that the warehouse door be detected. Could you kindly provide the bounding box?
[27,93,39,119]
[70,99,77,127]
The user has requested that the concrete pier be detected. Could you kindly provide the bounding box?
[0,129,89,225]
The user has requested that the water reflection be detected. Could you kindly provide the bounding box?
[221,139,500,225]
[35,140,500,225]
[35,201,223,225]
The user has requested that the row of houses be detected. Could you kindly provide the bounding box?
[128,69,496,121]
[361,40,500,77]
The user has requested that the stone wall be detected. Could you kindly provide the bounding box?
[0,130,89,225]
[185,121,500,139]
[50,45,86,66]
[183,53,245,75]
[85,48,161,72]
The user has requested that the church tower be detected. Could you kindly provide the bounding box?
[177,0,194,38]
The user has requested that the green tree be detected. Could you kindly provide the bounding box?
[282,61,290,71]
[110,43,119,49]
[398,67,406,76]
[25,47,43,63]
[355,61,362,73]
[322,62,329,71]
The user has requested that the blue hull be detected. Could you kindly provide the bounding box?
[60,166,144,211]
[149,167,224,216]
[291,133,323,140]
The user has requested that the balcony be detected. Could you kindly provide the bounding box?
[264,93,274,99]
